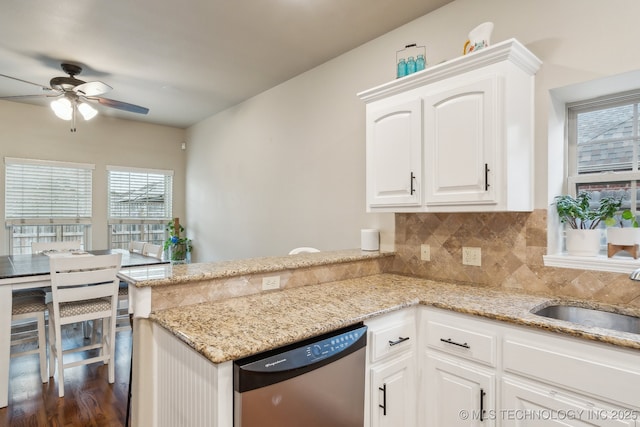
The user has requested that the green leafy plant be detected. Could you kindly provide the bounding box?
[604,208,639,228]
[164,219,192,261]
[554,192,621,229]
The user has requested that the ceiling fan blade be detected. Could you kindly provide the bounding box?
[0,94,60,100]
[0,73,52,91]
[91,97,149,115]
[73,81,112,97]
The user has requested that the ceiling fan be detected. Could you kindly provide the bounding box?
[0,63,149,132]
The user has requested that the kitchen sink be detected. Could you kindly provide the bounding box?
[531,304,640,334]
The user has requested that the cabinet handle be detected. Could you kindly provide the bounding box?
[484,164,490,191]
[388,336,410,347]
[440,338,470,349]
[379,383,387,416]
[479,388,486,421]
[410,172,416,195]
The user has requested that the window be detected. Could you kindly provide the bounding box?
[568,91,640,213]
[543,72,640,273]
[5,158,93,254]
[107,166,173,249]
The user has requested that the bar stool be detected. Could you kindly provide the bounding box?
[11,290,49,384]
[48,253,122,397]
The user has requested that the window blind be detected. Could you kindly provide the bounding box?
[107,167,173,219]
[5,158,94,222]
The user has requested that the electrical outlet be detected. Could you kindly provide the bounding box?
[462,247,481,266]
[262,275,280,290]
[420,244,431,261]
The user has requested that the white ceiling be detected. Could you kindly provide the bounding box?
[0,0,452,129]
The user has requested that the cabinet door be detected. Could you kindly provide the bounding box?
[370,351,416,427]
[424,76,499,206]
[502,376,636,427]
[366,98,422,208]
[422,351,495,427]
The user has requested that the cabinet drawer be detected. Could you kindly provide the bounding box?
[423,311,497,367]
[366,309,416,363]
[503,333,640,410]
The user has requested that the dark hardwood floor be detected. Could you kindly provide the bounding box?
[1,323,131,427]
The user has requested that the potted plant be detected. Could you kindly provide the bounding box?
[604,207,640,248]
[164,218,192,264]
[554,192,620,256]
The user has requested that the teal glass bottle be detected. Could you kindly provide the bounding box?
[397,58,407,78]
[406,56,416,74]
[416,54,426,71]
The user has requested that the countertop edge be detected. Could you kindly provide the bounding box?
[120,249,393,287]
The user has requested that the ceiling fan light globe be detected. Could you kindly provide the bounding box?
[50,98,72,120]
[78,102,98,120]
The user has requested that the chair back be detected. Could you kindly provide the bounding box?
[49,253,122,309]
[142,243,163,259]
[288,247,320,255]
[32,240,82,254]
[128,241,146,254]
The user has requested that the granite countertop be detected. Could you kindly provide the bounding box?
[150,273,640,364]
[118,249,393,287]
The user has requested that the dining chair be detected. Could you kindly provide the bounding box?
[31,240,82,254]
[141,243,163,259]
[288,247,320,255]
[116,241,161,332]
[10,289,49,384]
[48,253,122,397]
[128,241,146,254]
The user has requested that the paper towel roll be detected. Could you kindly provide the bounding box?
[361,229,380,251]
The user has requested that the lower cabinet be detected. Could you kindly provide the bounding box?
[369,351,417,427]
[418,307,640,427]
[422,351,495,426]
[365,308,417,427]
[502,376,636,427]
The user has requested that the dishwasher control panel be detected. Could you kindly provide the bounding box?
[306,326,366,361]
[235,324,367,373]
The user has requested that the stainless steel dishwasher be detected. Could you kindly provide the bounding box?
[234,323,367,427]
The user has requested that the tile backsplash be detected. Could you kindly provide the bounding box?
[388,210,640,307]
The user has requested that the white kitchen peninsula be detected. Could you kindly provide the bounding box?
[118,249,393,427]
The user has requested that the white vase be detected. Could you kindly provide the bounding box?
[606,227,640,246]
[565,229,602,256]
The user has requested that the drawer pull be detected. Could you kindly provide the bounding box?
[388,336,410,347]
[379,383,387,416]
[440,338,470,349]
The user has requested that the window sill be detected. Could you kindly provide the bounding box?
[543,253,640,274]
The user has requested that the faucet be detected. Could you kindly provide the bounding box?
[629,267,640,281]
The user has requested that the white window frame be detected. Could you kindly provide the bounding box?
[4,157,94,254]
[544,71,640,273]
[107,165,173,249]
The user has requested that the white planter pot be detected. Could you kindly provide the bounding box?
[565,229,602,257]
[606,227,640,246]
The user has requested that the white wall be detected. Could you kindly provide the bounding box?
[186,0,640,262]
[0,100,186,253]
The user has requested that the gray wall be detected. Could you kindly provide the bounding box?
[0,101,186,253]
[185,0,640,262]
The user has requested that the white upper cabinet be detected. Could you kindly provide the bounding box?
[366,97,422,207]
[424,75,498,206]
[358,39,541,212]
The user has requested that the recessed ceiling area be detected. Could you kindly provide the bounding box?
[0,0,453,129]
